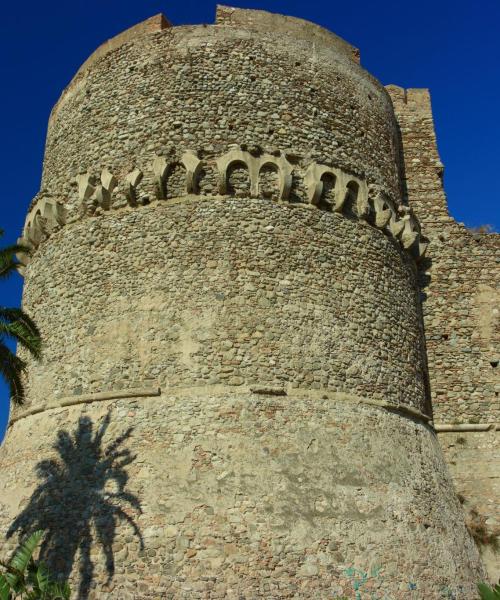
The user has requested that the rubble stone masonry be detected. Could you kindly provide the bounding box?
[387,85,499,581]
[0,6,495,598]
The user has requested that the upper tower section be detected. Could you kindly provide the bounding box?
[16,6,430,415]
[36,5,405,224]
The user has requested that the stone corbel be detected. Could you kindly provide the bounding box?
[152,156,168,199]
[24,214,44,247]
[180,151,203,194]
[125,168,143,205]
[372,194,393,229]
[94,169,118,211]
[399,213,420,250]
[398,211,428,260]
[216,150,258,195]
[304,163,341,208]
[337,173,369,218]
[76,173,96,202]
[388,215,405,238]
[43,199,67,231]
[23,197,67,248]
[257,154,293,200]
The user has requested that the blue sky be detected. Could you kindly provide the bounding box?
[1,0,499,439]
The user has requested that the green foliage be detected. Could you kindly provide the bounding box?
[478,582,500,600]
[0,229,41,404]
[0,531,70,599]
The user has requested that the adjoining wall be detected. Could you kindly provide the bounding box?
[388,85,500,580]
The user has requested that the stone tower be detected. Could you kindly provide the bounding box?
[0,6,488,599]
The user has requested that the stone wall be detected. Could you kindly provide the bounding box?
[0,8,488,598]
[17,198,429,417]
[0,390,483,599]
[41,10,400,211]
[387,85,500,580]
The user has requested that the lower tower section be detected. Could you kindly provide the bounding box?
[1,390,484,598]
[0,198,485,598]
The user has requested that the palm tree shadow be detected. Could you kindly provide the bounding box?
[7,411,143,599]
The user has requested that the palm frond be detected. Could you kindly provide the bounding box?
[0,308,41,359]
[9,530,44,575]
[0,308,41,335]
[478,582,500,600]
[0,244,30,280]
[0,344,26,404]
[2,568,23,595]
[48,581,71,600]
[28,560,50,592]
[0,572,11,600]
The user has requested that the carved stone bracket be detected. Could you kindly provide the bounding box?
[18,195,67,271]
[367,192,428,261]
[154,151,202,199]
[304,163,368,216]
[216,150,292,200]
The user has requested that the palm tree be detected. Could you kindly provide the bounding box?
[0,530,71,599]
[0,229,41,404]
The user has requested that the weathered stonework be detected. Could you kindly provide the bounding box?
[387,85,500,581]
[0,5,494,598]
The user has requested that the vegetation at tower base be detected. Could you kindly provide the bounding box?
[478,582,500,600]
[465,507,500,553]
[0,530,71,599]
[0,5,497,598]
[0,230,41,405]
[6,413,143,600]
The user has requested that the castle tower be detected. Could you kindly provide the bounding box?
[0,7,485,598]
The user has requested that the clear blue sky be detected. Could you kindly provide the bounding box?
[1,0,499,440]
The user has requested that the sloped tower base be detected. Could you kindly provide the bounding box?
[0,393,483,598]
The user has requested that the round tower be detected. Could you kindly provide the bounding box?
[0,6,484,598]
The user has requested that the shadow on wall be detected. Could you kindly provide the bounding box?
[7,412,143,599]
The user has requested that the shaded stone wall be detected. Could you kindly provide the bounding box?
[0,7,487,599]
[388,85,500,580]
[0,391,483,599]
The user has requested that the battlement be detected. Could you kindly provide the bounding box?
[386,86,433,109]
[69,6,359,79]
[19,146,427,270]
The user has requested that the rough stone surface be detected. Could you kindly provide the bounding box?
[0,6,491,598]
[0,395,485,598]
[387,85,499,580]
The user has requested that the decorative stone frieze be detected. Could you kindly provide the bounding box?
[18,148,428,269]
